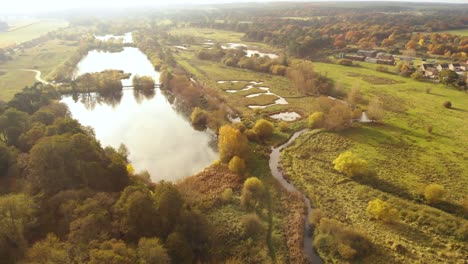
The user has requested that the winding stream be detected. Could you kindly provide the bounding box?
[269,130,323,263]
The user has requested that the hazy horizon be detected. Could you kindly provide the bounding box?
[1,0,467,15]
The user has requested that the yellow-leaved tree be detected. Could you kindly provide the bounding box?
[218,125,248,163]
[366,199,399,223]
[333,151,368,177]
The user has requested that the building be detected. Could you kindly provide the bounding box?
[344,54,365,61]
[436,64,449,72]
[357,50,378,58]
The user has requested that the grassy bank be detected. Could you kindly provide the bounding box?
[280,62,468,263]
[0,39,78,100]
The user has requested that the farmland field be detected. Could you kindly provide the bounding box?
[0,19,69,48]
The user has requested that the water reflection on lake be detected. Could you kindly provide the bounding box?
[64,44,218,182]
[73,47,158,86]
[61,90,218,182]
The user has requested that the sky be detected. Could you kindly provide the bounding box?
[1,0,467,14]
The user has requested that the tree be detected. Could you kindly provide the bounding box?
[0,108,30,146]
[367,97,384,121]
[28,133,128,194]
[88,239,137,264]
[333,151,368,177]
[308,112,325,128]
[24,234,71,264]
[325,104,352,130]
[241,177,266,210]
[114,186,159,240]
[137,237,170,264]
[366,199,399,223]
[252,119,274,140]
[228,156,246,175]
[218,125,249,163]
[133,75,155,91]
[191,107,208,128]
[411,71,424,81]
[153,181,183,238]
[166,232,194,264]
[287,60,332,96]
[347,83,362,105]
[424,184,446,203]
[439,69,459,86]
[0,194,36,260]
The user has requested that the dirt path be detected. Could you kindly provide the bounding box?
[0,68,50,84]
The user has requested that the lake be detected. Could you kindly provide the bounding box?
[62,37,218,182]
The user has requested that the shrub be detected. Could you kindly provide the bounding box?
[443,101,452,109]
[308,112,325,128]
[333,151,368,177]
[376,65,388,72]
[309,209,323,226]
[424,184,446,203]
[366,199,399,223]
[252,119,274,140]
[425,87,432,94]
[338,59,353,66]
[191,107,208,128]
[314,218,372,260]
[221,188,233,203]
[278,121,289,132]
[427,125,433,134]
[410,71,424,81]
[241,177,266,210]
[228,156,246,175]
[242,214,265,239]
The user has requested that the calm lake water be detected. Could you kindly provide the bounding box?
[62,43,218,182]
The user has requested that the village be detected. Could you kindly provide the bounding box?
[339,49,468,85]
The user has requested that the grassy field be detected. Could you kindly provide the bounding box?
[0,39,78,100]
[281,62,468,263]
[438,28,468,36]
[0,19,69,48]
[164,26,468,263]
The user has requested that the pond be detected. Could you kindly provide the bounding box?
[222,43,279,59]
[63,42,218,182]
[95,32,133,43]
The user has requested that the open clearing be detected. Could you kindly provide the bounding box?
[0,19,69,48]
[0,39,77,100]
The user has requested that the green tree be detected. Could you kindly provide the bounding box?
[28,133,128,194]
[153,181,183,238]
[0,108,30,146]
[252,119,274,140]
[166,232,194,264]
[137,237,170,264]
[228,156,246,175]
[24,234,71,264]
[424,184,446,203]
[0,194,36,261]
[333,151,368,177]
[439,69,459,86]
[218,125,249,163]
[88,239,137,264]
[241,177,266,210]
[114,186,159,240]
[366,199,399,223]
